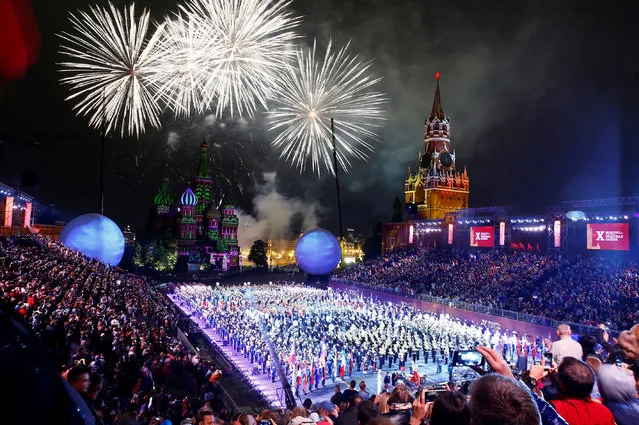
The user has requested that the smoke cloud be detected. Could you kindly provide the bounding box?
[166,131,180,151]
[236,172,320,246]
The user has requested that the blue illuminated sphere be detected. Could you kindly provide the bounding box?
[295,228,341,275]
[59,214,125,266]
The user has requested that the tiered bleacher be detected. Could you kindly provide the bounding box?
[3,236,639,425]
[338,248,639,330]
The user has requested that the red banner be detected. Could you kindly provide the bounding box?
[586,223,629,251]
[470,226,494,248]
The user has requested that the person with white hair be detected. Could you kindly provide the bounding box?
[550,324,583,367]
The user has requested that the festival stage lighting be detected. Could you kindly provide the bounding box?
[59,213,125,266]
[566,211,586,221]
[513,225,546,232]
[295,228,341,275]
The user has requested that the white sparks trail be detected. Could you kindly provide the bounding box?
[180,0,301,118]
[58,2,165,137]
[266,39,387,176]
[152,12,215,119]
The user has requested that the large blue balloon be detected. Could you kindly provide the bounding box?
[295,228,341,275]
[59,214,125,266]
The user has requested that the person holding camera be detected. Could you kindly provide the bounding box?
[382,384,414,425]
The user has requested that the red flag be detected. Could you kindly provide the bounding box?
[289,341,296,364]
[527,243,533,251]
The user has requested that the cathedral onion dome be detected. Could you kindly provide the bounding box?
[153,178,174,207]
[206,205,221,219]
[180,187,198,206]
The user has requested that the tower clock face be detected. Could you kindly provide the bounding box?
[421,152,432,169]
[439,151,453,168]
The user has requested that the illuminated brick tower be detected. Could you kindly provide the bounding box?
[194,140,213,233]
[405,72,469,219]
[220,193,239,267]
[178,187,198,256]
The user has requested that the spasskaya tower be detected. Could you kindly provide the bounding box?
[404,72,469,219]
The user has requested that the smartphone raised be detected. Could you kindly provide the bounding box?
[424,389,446,402]
[452,350,485,367]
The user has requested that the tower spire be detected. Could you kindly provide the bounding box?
[197,139,211,179]
[429,72,445,120]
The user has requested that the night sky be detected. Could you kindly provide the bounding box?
[0,0,637,240]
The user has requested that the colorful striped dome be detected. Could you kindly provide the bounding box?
[180,187,198,206]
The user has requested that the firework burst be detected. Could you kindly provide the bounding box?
[58,2,165,137]
[152,13,215,119]
[267,39,387,176]
[180,0,301,118]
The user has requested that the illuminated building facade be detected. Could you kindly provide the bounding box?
[404,73,469,220]
[267,239,299,268]
[242,231,364,268]
[150,140,240,270]
[0,181,64,239]
[341,238,364,265]
[122,224,136,245]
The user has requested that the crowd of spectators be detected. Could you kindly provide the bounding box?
[338,248,639,330]
[208,339,639,425]
[4,234,639,425]
[0,236,229,425]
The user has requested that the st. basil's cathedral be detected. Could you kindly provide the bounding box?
[149,140,240,270]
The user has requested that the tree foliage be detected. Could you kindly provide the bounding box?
[150,231,178,272]
[133,242,149,268]
[248,239,268,267]
[134,231,177,272]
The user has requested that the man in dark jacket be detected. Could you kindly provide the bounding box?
[330,385,343,407]
[334,396,360,425]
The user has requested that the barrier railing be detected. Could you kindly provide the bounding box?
[332,279,604,337]
[147,284,241,416]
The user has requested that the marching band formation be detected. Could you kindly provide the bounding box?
[173,284,549,395]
